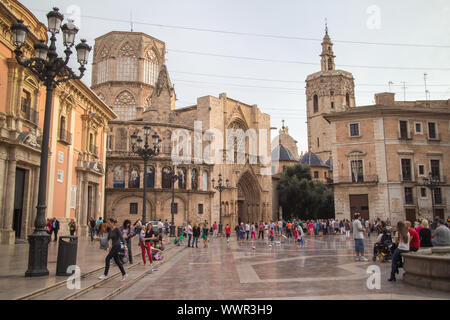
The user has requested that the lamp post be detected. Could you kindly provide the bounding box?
[211,173,230,235]
[130,126,161,224]
[11,8,91,277]
[168,167,179,237]
[421,173,441,223]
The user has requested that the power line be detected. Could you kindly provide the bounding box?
[171,70,449,87]
[168,49,450,71]
[29,7,450,49]
[173,79,450,94]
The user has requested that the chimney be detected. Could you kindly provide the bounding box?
[375,92,395,106]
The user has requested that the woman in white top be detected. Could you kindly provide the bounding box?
[389,221,410,281]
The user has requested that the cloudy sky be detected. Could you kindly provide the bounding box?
[21,0,450,152]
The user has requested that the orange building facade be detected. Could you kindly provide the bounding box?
[0,0,116,244]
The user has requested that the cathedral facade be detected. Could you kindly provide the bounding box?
[91,31,272,227]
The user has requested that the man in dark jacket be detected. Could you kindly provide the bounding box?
[51,217,60,242]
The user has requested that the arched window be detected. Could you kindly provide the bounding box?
[145,166,155,188]
[96,47,110,84]
[162,166,172,189]
[144,49,159,85]
[346,92,350,107]
[313,94,319,113]
[202,171,208,191]
[317,137,320,148]
[117,42,137,81]
[129,166,140,188]
[191,168,198,190]
[328,57,332,70]
[113,91,136,121]
[113,165,125,188]
[178,167,186,189]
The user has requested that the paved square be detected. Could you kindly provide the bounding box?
[113,234,450,300]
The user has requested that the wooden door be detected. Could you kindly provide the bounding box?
[405,208,416,225]
[349,194,369,220]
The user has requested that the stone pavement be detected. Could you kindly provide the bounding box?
[114,234,450,300]
[0,235,144,299]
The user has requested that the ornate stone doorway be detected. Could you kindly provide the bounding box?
[237,171,260,224]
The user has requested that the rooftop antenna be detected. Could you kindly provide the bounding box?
[281,119,285,131]
[401,81,407,102]
[388,81,393,92]
[130,10,133,32]
[424,73,430,101]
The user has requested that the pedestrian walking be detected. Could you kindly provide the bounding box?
[239,222,245,245]
[88,217,96,241]
[245,222,250,240]
[251,223,256,240]
[157,219,164,234]
[164,219,169,235]
[202,224,209,248]
[193,224,200,248]
[235,224,240,240]
[225,224,231,244]
[187,222,193,247]
[353,213,368,261]
[68,219,77,236]
[119,219,135,264]
[345,219,351,238]
[51,217,60,241]
[139,225,155,267]
[212,221,218,237]
[258,222,264,240]
[98,218,127,281]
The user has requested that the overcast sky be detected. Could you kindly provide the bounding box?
[21,0,450,153]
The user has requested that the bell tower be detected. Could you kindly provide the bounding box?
[305,25,356,162]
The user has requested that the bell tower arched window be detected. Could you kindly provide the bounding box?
[144,49,159,85]
[96,47,110,85]
[113,91,136,121]
[117,42,137,81]
[346,92,350,107]
[313,94,319,113]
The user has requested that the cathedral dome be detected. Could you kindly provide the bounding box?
[271,144,295,161]
[299,152,326,167]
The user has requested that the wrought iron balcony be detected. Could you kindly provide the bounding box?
[58,129,72,145]
[334,175,378,184]
[20,104,39,125]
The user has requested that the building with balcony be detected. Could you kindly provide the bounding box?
[0,0,116,244]
[306,26,450,224]
[323,92,450,224]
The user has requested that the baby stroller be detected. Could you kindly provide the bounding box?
[372,230,395,262]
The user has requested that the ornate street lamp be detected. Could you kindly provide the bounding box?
[421,173,441,223]
[131,126,161,224]
[211,173,231,235]
[11,8,91,277]
[167,167,179,237]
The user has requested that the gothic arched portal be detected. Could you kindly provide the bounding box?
[236,171,261,224]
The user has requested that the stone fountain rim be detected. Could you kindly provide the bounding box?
[402,246,450,262]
